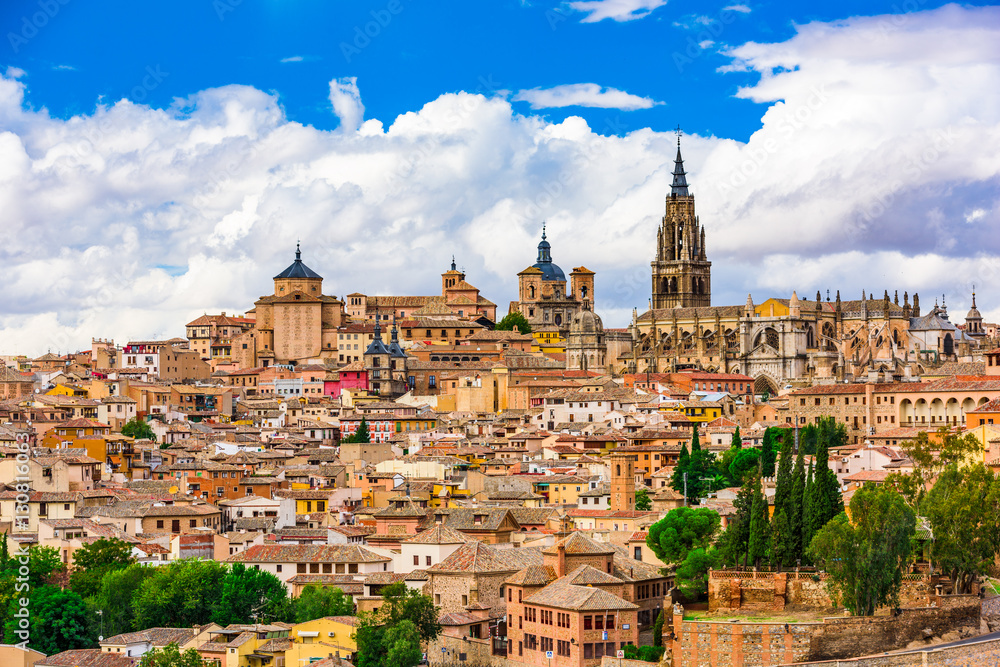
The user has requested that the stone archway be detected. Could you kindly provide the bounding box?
[753,374,779,396]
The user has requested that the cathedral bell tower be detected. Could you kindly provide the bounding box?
[651,131,711,309]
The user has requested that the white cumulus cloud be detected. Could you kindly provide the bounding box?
[568,0,668,23]
[0,5,999,355]
[513,84,662,110]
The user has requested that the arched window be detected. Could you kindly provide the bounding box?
[616,464,621,476]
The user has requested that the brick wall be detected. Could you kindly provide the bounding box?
[788,634,1000,666]
[669,596,982,667]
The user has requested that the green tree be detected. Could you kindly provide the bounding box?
[760,428,779,478]
[773,436,794,516]
[888,428,984,507]
[70,537,136,598]
[634,487,652,511]
[295,586,354,622]
[213,563,290,625]
[24,545,66,589]
[799,423,818,456]
[747,468,770,568]
[920,463,1000,594]
[4,585,93,654]
[384,620,423,667]
[652,609,665,647]
[788,446,806,564]
[769,508,792,569]
[495,312,532,334]
[354,418,371,444]
[121,417,156,441]
[132,559,227,629]
[646,507,720,564]
[807,419,844,542]
[353,584,441,667]
[801,461,816,554]
[808,485,916,616]
[138,643,207,667]
[674,547,721,599]
[727,448,760,486]
[730,426,742,449]
[670,424,716,504]
[93,562,156,636]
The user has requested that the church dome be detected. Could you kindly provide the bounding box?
[532,225,566,282]
[570,307,603,334]
[274,243,322,280]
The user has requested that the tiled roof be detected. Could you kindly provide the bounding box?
[504,565,557,587]
[36,650,138,667]
[542,532,615,556]
[565,564,623,586]
[429,542,543,573]
[405,524,468,544]
[523,580,638,611]
[228,544,389,564]
[102,627,196,647]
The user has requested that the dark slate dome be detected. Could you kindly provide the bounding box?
[532,225,566,282]
[274,243,322,280]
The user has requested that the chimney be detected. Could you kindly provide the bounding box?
[556,543,566,578]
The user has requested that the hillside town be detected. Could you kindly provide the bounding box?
[3,149,1000,667]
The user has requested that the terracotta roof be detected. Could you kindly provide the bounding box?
[504,564,558,587]
[227,544,389,564]
[542,532,615,556]
[523,580,638,611]
[405,524,468,545]
[428,541,543,573]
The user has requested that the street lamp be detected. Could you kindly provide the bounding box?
[96,609,104,641]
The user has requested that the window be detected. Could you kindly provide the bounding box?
[276,564,282,573]
[584,644,594,660]
[557,640,571,657]
[426,556,432,566]
[156,520,164,529]
[297,563,307,573]
[584,615,592,630]
[414,555,420,566]
[462,595,468,606]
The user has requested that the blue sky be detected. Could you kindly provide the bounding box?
[1,1,999,353]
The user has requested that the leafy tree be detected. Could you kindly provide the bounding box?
[132,559,227,629]
[799,423,818,456]
[670,424,716,504]
[623,644,666,662]
[747,468,770,568]
[634,487,652,512]
[70,537,136,598]
[138,643,207,667]
[213,563,290,625]
[353,584,441,667]
[384,620,423,667]
[808,485,916,616]
[646,507,720,564]
[295,586,354,622]
[495,312,532,334]
[730,426,742,450]
[888,428,984,507]
[727,448,760,486]
[788,446,806,564]
[674,547,721,599]
[23,545,66,589]
[920,463,1000,594]
[354,418,371,444]
[4,585,93,654]
[652,609,665,647]
[93,562,156,636]
[121,417,156,441]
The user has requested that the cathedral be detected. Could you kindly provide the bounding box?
[619,140,986,391]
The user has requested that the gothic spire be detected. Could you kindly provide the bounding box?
[671,127,689,197]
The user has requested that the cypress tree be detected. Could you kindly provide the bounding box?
[802,461,816,555]
[730,474,755,566]
[774,436,794,516]
[770,508,791,570]
[748,466,770,568]
[760,428,778,478]
[788,447,805,564]
[670,442,691,501]
[731,425,742,450]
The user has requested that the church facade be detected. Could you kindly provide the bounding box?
[232,245,346,368]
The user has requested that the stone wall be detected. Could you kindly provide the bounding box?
[669,595,982,667]
[708,570,937,613]
[787,634,1000,666]
[807,595,981,661]
[427,634,501,667]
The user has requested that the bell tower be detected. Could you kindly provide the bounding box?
[651,130,711,309]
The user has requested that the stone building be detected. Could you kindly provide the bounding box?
[565,304,607,372]
[622,140,991,390]
[651,137,711,309]
[509,224,596,337]
[346,259,497,324]
[232,244,346,368]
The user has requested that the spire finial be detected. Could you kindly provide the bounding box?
[671,130,689,196]
[972,286,977,307]
[451,255,456,271]
[295,240,301,261]
[542,221,547,241]
[675,124,682,147]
